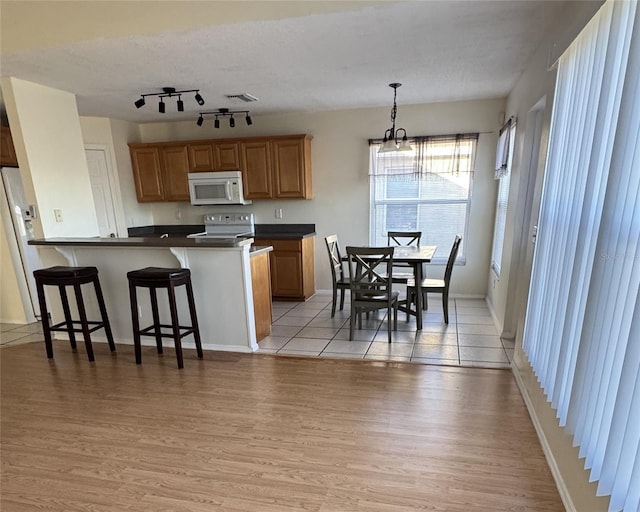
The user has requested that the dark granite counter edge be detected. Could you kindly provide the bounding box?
[128,223,316,240]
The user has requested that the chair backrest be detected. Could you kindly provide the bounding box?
[444,235,462,285]
[325,235,346,283]
[346,246,395,301]
[387,231,422,247]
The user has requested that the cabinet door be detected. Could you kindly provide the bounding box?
[161,145,190,201]
[214,142,241,170]
[130,146,164,202]
[241,140,273,199]
[0,127,18,167]
[188,143,215,172]
[267,239,304,298]
[271,137,312,199]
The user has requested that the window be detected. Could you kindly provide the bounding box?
[491,122,516,276]
[369,134,477,264]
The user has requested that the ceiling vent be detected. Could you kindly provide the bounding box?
[225,93,259,103]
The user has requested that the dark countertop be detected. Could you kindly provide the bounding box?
[127,223,316,240]
[29,237,253,249]
[253,224,316,239]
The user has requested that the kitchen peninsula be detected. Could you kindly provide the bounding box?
[29,236,273,353]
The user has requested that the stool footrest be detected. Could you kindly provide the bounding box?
[50,320,107,335]
[138,324,196,340]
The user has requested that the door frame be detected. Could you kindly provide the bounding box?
[84,144,128,238]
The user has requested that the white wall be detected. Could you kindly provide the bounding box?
[135,98,504,295]
[2,77,99,237]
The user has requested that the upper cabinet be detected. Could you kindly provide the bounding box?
[129,134,312,202]
[1,127,18,167]
[271,135,312,199]
[130,143,190,202]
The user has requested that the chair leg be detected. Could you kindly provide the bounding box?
[331,284,338,317]
[73,283,95,362]
[442,290,449,324]
[167,284,183,369]
[349,306,356,341]
[58,285,77,350]
[93,277,115,352]
[185,279,203,359]
[129,283,142,364]
[149,287,163,354]
[339,288,346,311]
[387,307,392,343]
[36,281,54,359]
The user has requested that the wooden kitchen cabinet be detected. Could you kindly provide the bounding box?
[188,142,215,172]
[130,145,165,202]
[241,140,272,199]
[129,143,190,202]
[260,236,315,300]
[161,144,190,201]
[250,250,273,341]
[271,135,312,199]
[214,142,241,170]
[129,134,312,202]
[1,127,18,167]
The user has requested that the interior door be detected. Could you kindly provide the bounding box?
[85,147,119,237]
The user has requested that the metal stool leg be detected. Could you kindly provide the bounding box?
[185,278,203,359]
[149,287,163,354]
[129,282,142,364]
[73,282,94,362]
[35,280,54,359]
[167,283,183,369]
[58,285,77,350]
[93,277,115,352]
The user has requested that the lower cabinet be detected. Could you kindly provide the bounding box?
[259,237,315,301]
[250,250,272,341]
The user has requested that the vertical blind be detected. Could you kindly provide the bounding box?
[522,1,639,511]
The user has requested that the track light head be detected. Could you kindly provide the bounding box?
[177,96,184,112]
[214,117,220,129]
[196,115,203,127]
[229,116,235,128]
[158,99,165,113]
[134,97,145,108]
[245,114,253,126]
[194,92,205,106]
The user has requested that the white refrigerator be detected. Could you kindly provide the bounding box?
[1,167,42,322]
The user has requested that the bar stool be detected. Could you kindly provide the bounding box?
[127,267,203,369]
[33,266,116,362]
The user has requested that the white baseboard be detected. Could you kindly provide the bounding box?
[511,365,575,512]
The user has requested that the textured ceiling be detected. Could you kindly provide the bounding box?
[0,1,572,124]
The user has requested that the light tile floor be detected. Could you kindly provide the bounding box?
[0,292,514,369]
[259,291,514,368]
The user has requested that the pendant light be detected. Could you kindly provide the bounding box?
[379,83,413,153]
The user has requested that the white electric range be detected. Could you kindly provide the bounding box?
[187,213,255,239]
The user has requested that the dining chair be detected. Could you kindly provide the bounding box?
[405,235,461,323]
[325,235,350,317]
[387,230,422,284]
[346,246,399,343]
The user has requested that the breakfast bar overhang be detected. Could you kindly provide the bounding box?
[29,237,272,354]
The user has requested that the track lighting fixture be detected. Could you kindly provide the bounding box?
[197,108,254,128]
[379,83,412,153]
[134,87,204,112]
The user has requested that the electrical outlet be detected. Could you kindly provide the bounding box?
[275,208,283,219]
[53,209,63,222]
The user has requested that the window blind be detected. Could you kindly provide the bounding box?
[521,1,639,510]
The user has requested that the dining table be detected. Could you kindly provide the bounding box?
[344,245,437,330]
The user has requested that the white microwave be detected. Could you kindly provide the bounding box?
[187,171,251,205]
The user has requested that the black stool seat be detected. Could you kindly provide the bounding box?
[127,267,202,369]
[34,265,115,362]
[127,267,191,283]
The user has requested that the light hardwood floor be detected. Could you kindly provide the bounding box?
[1,342,563,511]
